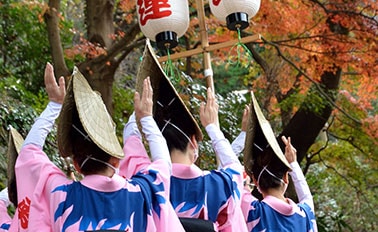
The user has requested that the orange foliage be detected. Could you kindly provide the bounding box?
[362,115,378,141]
[65,38,107,60]
[181,0,377,137]
[118,0,136,24]
[62,0,377,138]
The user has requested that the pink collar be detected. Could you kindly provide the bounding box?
[172,163,204,179]
[262,195,300,216]
[80,174,126,192]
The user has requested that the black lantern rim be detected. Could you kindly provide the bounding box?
[226,12,249,31]
[155,31,178,50]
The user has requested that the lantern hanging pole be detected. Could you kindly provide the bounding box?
[158,34,261,62]
[196,0,214,93]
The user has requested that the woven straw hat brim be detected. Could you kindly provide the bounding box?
[244,91,291,175]
[57,74,75,158]
[57,67,124,159]
[7,126,24,206]
[136,40,203,141]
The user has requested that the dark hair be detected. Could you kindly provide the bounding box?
[160,118,196,153]
[70,106,111,175]
[154,90,197,154]
[251,147,289,192]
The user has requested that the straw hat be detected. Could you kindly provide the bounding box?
[243,91,291,177]
[136,39,203,141]
[57,67,124,159]
[7,125,24,206]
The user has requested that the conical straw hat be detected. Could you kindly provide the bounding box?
[58,67,124,159]
[244,91,291,176]
[136,39,203,141]
[7,125,24,206]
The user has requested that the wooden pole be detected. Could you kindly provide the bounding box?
[196,0,214,92]
[158,34,261,62]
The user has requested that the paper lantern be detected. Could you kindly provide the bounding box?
[209,0,261,31]
[137,0,189,50]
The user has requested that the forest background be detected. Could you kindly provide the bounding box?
[0,0,377,231]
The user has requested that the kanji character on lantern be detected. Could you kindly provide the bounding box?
[137,0,189,50]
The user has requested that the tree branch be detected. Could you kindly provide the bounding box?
[105,23,142,61]
[318,151,378,219]
[261,36,362,125]
[45,0,70,78]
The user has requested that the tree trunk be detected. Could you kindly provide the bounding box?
[45,0,70,78]
[278,67,342,164]
[86,0,115,49]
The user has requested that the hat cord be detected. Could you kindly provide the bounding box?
[80,155,117,173]
[157,98,176,108]
[257,165,285,185]
[253,143,263,151]
[72,124,92,142]
[161,119,197,152]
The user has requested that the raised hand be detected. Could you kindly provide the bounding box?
[134,76,153,121]
[199,87,219,128]
[241,105,250,132]
[281,136,297,164]
[44,62,66,104]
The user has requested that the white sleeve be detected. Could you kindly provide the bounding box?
[289,161,314,211]
[140,116,171,165]
[123,112,142,144]
[205,123,240,167]
[231,131,246,156]
[0,188,10,207]
[23,101,62,148]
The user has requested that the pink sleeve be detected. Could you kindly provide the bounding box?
[6,211,19,232]
[222,162,244,202]
[218,163,249,232]
[133,159,184,232]
[15,144,67,231]
[0,201,12,231]
[154,200,186,232]
[119,135,152,178]
[152,160,184,232]
[213,185,248,232]
[240,189,257,222]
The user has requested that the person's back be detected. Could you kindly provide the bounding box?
[242,148,317,232]
[242,91,317,232]
[158,88,247,231]
[14,64,184,231]
[131,40,247,231]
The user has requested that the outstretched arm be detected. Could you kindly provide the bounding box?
[200,88,239,168]
[282,136,314,211]
[123,112,141,143]
[23,63,65,148]
[231,105,249,156]
[134,77,171,165]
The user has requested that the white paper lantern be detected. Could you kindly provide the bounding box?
[209,0,261,31]
[137,0,189,50]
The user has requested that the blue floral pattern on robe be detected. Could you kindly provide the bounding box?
[53,169,165,231]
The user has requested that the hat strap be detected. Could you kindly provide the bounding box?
[80,155,117,173]
[72,124,92,142]
[257,165,285,185]
[157,98,176,108]
[253,143,263,151]
[161,119,196,151]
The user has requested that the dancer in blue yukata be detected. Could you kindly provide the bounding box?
[12,63,185,231]
[242,91,318,232]
[129,40,248,232]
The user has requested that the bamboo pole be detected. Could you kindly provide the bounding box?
[195,0,214,92]
[158,34,261,62]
